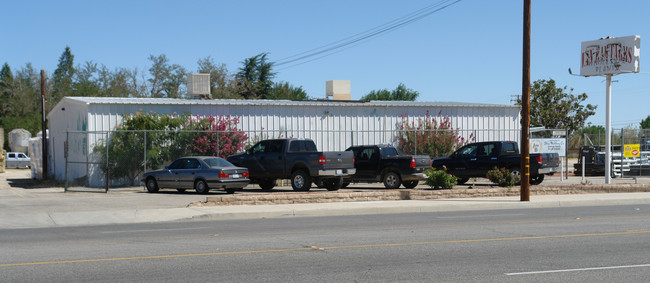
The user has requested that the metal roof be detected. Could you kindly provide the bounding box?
[60,96,519,109]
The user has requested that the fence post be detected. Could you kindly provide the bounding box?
[144,131,147,173]
[105,131,109,193]
[414,129,418,155]
[621,128,625,178]
[64,130,69,192]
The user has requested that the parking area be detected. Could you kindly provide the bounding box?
[4,168,650,197]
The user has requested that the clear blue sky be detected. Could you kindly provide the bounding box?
[2,0,649,128]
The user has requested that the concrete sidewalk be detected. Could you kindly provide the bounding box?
[3,191,650,229]
[2,168,650,229]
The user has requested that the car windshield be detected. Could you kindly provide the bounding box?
[203,157,235,168]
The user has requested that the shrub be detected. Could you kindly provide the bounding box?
[186,115,248,158]
[424,167,457,189]
[486,166,515,187]
[395,110,474,158]
[93,111,248,185]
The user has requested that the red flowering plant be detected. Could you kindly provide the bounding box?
[186,115,249,158]
[395,110,474,158]
[486,166,515,187]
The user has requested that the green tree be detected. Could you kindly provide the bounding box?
[0,64,42,148]
[197,56,240,99]
[147,54,187,98]
[93,111,190,185]
[517,79,596,136]
[236,53,275,99]
[361,83,419,101]
[641,116,650,129]
[51,46,75,107]
[73,61,100,96]
[268,81,309,100]
[0,63,14,117]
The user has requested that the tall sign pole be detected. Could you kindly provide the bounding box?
[579,35,640,184]
[520,0,531,201]
[605,74,612,183]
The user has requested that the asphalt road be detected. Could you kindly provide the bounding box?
[2,204,650,282]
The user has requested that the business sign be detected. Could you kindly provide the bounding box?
[624,144,641,158]
[530,138,566,157]
[580,35,640,76]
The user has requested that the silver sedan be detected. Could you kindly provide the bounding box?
[141,156,250,194]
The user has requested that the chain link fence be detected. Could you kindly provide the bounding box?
[575,129,650,178]
[65,127,650,189]
[64,128,524,189]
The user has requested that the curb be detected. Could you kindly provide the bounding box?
[195,183,650,206]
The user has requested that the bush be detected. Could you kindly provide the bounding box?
[486,166,515,187]
[395,110,474,158]
[424,167,457,189]
[186,115,248,158]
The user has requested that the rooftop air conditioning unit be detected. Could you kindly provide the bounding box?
[326,80,351,100]
[187,73,211,99]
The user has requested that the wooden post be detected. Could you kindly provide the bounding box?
[520,0,531,201]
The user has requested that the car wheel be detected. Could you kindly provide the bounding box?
[510,167,521,185]
[259,179,276,190]
[456,177,469,185]
[383,172,401,189]
[225,188,236,194]
[291,170,311,191]
[322,177,342,191]
[530,174,545,185]
[194,179,210,194]
[176,189,186,193]
[402,180,418,189]
[145,178,159,193]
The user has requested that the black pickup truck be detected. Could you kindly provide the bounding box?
[345,144,432,189]
[432,141,560,185]
[227,138,356,191]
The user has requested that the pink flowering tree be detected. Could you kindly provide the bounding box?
[395,110,474,157]
[187,115,249,158]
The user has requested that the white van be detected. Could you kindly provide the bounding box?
[6,152,31,168]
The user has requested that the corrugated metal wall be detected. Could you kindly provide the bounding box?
[48,98,521,186]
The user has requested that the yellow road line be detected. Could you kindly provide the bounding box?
[2,229,650,268]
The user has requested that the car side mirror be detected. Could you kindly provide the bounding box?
[165,166,169,170]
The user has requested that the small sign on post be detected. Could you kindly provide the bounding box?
[624,144,641,158]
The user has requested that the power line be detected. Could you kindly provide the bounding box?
[274,0,462,68]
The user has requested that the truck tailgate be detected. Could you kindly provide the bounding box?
[323,151,355,170]
[412,155,432,168]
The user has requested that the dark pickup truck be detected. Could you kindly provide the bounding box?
[227,138,356,191]
[432,141,560,185]
[345,144,432,189]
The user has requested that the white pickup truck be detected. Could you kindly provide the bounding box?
[6,152,31,168]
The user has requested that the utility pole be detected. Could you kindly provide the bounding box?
[40,70,48,180]
[520,0,531,201]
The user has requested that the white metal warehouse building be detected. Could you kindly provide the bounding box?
[47,97,521,186]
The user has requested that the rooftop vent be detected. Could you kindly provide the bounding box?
[326,80,351,101]
[187,73,211,99]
